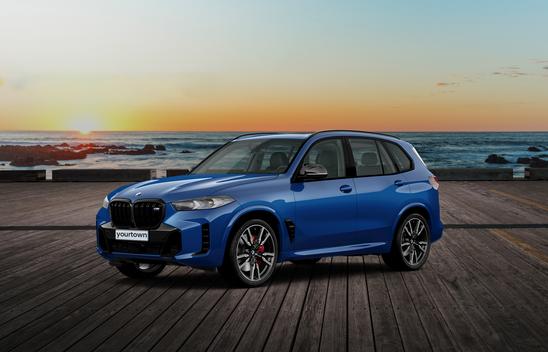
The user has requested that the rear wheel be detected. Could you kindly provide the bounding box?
[382,214,430,270]
[116,262,165,278]
[220,219,278,287]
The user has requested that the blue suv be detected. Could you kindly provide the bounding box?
[96,130,443,286]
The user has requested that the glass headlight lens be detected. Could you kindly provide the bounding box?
[102,196,109,209]
[172,196,235,211]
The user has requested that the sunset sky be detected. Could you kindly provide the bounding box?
[0,0,547,132]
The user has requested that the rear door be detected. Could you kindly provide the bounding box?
[349,138,413,246]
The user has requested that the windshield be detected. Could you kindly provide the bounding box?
[191,138,304,175]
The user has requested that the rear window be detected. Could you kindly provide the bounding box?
[382,142,413,172]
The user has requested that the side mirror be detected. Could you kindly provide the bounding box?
[297,163,328,180]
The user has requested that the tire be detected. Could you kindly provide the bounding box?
[382,213,431,270]
[219,219,278,287]
[290,258,320,265]
[116,262,165,278]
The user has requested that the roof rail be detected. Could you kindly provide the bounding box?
[232,130,400,141]
[232,132,283,141]
[310,130,401,140]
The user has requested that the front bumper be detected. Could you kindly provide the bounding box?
[98,222,182,257]
[96,214,227,268]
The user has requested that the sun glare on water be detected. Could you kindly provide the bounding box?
[69,115,101,135]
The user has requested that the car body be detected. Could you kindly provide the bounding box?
[96,130,443,285]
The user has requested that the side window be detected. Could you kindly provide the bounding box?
[348,138,383,176]
[377,142,398,174]
[383,142,412,172]
[302,139,346,179]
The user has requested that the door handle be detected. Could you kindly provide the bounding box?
[394,179,404,187]
[339,184,353,193]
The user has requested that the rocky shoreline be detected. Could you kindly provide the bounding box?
[485,145,548,168]
[0,143,167,167]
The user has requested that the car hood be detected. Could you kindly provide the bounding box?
[111,173,278,203]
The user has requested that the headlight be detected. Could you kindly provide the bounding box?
[172,196,235,211]
[102,196,109,209]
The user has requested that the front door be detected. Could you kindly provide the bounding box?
[291,138,357,254]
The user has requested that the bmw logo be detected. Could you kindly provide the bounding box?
[135,192,142,197]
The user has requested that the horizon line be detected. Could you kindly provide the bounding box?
[1,129,548,133]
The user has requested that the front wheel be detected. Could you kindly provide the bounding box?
[116,262,165,278]
[220,219,278,287]
[382,214,431,270]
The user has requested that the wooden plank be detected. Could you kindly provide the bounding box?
[120,271,217,351]
[88,268,199,352]
[178,286,248,351]
[319,256,347,352]
[291,257,332,352]
[364,255,404,352]
[0,260,110,326]
[347,256,375,352]
[443,231,548,340]
[262,261,314,352]
[415,258,488,351]
[207,265,282,352]
[428,239,513,351]
[150,284,229,351]
[64,266,185,352]
[437,234,546,350]
[233,264,294,352]
[42,266,178,352]
[401,272,459,352]
[2,270,124,351]
[383,265,431,351]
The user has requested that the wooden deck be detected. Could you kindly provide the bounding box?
[0,181,547,352]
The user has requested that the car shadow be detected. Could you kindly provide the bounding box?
[114,257,392,289]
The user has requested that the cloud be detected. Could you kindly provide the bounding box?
[436,82,458,87]
[492,66,527,78]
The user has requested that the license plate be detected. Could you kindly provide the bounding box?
[115,229,149,242]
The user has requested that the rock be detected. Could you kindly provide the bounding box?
[107,147,155,155]
[516,157,531,164]
[485,154,509,164]
[10,156,59,167]
[154,145,166,151]
[530,157,548,168]
[538,154,548,158]
[0,142,155,167]
[528,146,541,152]
[180,149,194,153]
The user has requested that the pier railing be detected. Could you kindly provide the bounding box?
[0,168,547,182]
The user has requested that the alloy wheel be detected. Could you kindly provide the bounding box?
[236,224,276,282]
[400,217,429,266]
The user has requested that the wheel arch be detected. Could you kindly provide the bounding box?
[391,203,431,247]
[221,206,283,265]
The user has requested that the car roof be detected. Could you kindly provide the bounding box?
[234,130,400,142]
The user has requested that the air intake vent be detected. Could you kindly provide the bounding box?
[200,223,210,253]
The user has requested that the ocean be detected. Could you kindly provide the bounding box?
[1,131,547,175]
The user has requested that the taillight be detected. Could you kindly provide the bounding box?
[429,175,439,190]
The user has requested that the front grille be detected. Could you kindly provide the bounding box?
[109,200,165,229]
[110,201,133,228]
[133,201,164,229]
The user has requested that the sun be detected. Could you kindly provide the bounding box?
[69,115,102,135]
